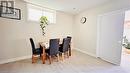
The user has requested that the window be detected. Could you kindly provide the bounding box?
[28,8,42,21]
[27,4,56,23]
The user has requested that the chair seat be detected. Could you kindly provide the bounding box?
[33,48,42,55]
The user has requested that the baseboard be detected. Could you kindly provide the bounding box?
[74,48,96,57]
[0,55,31,64]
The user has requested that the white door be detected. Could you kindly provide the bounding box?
[97,10,125,65]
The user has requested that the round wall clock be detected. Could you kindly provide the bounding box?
[80,17,86,24]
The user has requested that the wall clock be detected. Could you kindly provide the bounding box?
[80,17,86,24]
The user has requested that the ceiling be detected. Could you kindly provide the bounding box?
[24,0,112,15]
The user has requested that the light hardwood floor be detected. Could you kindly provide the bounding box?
[0,50,129,73]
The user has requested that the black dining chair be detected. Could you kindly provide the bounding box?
[59,38,70,60]
[45,39,60,64]
[67,36,72,56]
[30,38,42,63]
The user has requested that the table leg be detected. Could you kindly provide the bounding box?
[42,47,46,64]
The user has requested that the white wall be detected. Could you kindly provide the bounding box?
[73,0,130,57]
[44,11,73,42]
[0,0,73,63]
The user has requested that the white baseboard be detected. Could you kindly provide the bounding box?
[0,55,31,64]
[74,48,96,57]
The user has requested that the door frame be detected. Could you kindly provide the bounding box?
[96,9,126,59]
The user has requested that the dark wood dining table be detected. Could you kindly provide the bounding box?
[39,42,71,64]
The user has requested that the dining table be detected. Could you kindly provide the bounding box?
[39,41,71,64]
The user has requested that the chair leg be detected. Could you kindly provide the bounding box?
[62,53,64,61]
[42,53,46,64]
[40,54,43,59]
[32,55,37,63]
[69,44,71,56]
[49,56,52,64]
[56,54,59,62]
[67,51,69,58]
[32,55,35,63]
[59,53,62,61]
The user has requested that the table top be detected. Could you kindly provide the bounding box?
[40,42,49,49]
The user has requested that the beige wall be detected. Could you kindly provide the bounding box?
[73,0,130,56]
[0,0,73,63]
[1,0,130,63]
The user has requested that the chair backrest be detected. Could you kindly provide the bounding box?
[67,36,72,39]
[62,38,70,52]
[30,38,35,54]
[67,36,72,43]
[49,39,59,56]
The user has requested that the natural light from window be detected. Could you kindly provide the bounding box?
[27,4,56,24]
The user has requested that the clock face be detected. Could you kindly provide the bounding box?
[80,17,86,24]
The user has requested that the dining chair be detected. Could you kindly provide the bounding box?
[67,36,72,56]
[59,38,70,60]
[30,38,42,63]
[45,39,60,64]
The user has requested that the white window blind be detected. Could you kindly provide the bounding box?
[28,8,42,21]
[27,4,56,23]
